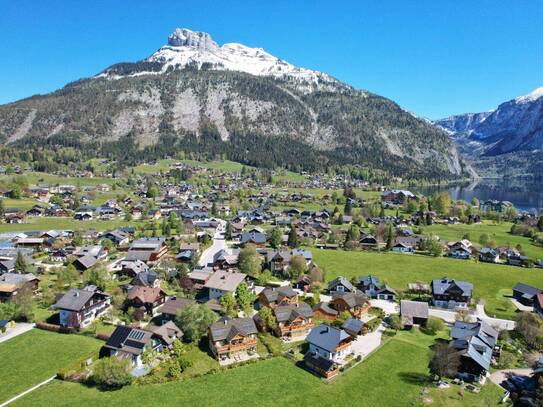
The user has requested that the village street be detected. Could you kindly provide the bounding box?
[197,219,227,269]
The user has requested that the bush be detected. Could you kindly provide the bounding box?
[388,314,403,330]
[91,357,133,390]
[424,317,445,335]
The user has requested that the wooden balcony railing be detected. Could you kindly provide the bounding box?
[216,337,258,354]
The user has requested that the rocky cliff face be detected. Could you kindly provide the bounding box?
[0,28,467,179]
[435,87,543,177]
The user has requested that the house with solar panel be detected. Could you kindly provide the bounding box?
[208,317,258,364]
[104,325,163,368]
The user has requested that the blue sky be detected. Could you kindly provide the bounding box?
[1,0,542,119]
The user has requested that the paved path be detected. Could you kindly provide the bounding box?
[0,323,34,344]
[197,219,226,268]
[428,308,457,324]
[351,323,385,359]
[510,298,533,312]
[489,368,532,387]
[370,299,398,315]
[0,375,56,407]
[471,304,516,331]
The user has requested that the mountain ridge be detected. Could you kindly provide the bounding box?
[0,28,467,180]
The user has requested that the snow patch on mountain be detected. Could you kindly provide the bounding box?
[515,86,543,104]
[99,28,337,91]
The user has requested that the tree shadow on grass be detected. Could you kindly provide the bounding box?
[397,372,429,385]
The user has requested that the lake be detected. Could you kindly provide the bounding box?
[414,179,543,213]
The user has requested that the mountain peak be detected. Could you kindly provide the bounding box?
[167,28,219,52]
[515,86,543,104]
[96,27,338,91]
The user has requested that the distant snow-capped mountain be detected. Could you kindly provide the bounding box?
[435,87,543,157]
[99,28,337,91]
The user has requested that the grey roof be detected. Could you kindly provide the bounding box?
[0,273,38,286]
[451,320,498,349]
[208,317,257,342]
[159,297,196,316]
[304,352,336,372]
[54,288,107,312]
[204,270,246,292]
[432,277,473,297]
[131,270,159,287]
[376,284,397,295]
[332,291,368,308]
[105,325,153,356]
[130,237,165,251]
[342,318,364,335]
[124,251,153,263]
[328,276,355,292]
[400,300,429,325]
[274,303,313,323]
[149,321,183,346]
[240,230,267,244]
[306,323,351,353]
[512,282,542,297]
[73,254,99,270]
[260,286,297,303]
[451,334,493,371]
[359,275,381,288]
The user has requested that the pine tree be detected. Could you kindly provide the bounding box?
[14,251,27,273]
[288,226,299,248]
[386,223,394,249]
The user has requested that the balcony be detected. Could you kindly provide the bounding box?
[216,337,258,354]
[279,322,314,335]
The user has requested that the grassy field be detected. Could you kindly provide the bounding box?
[15,329,505,407]
[0,171,119,187]
[312,249,543,319]
[0,217,142,233]
[0,197,38,210]
[425,221,543,260]
[0,329,103,404]
[133,159,245,174]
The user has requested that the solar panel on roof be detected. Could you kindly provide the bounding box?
[128,330,145,340]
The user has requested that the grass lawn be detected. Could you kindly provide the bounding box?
[0,197,38,210]
[425,221,543,260]
[0,329,103,404]
[428,382,504,406]
[15,330,487,407]
[0,217,142,233]
[312,249,543,320]
[133,159,244,174]
[0,171,119,187]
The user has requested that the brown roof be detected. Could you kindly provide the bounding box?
[127,286,165,304]
[159,297,196,316]
[204,270,246,292]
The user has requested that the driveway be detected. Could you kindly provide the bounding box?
[428,308,457,324]
[197,219,227,268]
[489,368,533,387]
[510,298,533,312]
[351,323,385,359]
[370,299,398,315]
[471,304,516,331]
[0,323,34,344]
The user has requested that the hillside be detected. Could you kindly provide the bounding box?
[0,28,466,180]
[436,87,543,177]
